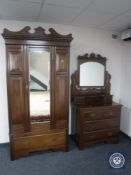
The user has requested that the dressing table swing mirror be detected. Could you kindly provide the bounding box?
[71,53,122,149]
[2,26,73,160]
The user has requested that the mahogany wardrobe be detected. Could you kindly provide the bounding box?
[2,26,73,160]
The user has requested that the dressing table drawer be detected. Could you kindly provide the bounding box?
[73,95,112,106]
[101,107,120,119]
[83,129,119,141]
[83,118,120,132]
[81,110,100,121]
[80,106,121,121]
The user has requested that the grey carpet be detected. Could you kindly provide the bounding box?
[0,133,131,175]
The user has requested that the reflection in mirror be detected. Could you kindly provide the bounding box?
[29,50,50,123]
[80,62,105,86]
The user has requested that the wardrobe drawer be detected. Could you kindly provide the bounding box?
[13,137,29,150]
[29,132,66,150]
[83,129,119,141]
[83,119,120,132]
[13,131,66,151]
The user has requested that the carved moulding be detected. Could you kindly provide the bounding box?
[77,53,106,66]
[2,26,73,42]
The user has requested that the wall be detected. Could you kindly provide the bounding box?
[120,42,131,137]
[0,20,122,143]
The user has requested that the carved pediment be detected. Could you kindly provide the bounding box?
[2,26,73,42]
[78,53,106,66]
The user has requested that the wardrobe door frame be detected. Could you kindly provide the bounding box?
[52,46,70,129]
[26,45,54,126]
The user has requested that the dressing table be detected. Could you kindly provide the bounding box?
[71,53,121,149]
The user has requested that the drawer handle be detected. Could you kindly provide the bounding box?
[22,140,29,146]
[52,138,58,142]
[103,112,113,117]
[89,135,95,139]
[90,125,96,129]
[108,132,113,136]
[90,113,96,117]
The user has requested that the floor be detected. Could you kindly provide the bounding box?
[0,133,131,175]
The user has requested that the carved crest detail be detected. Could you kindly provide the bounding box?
[78,53,106,65]
[2,26,73,42]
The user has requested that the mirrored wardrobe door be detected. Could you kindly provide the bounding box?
[26,47,51,124]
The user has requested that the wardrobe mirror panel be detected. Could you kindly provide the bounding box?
[29,49,50,123]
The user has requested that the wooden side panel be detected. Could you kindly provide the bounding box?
[54,76,69,127]
[7,45,24,74]
[9,76,25,125]
[6,45,28,132]
[52,47,69,129]
[56,48,69,74]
